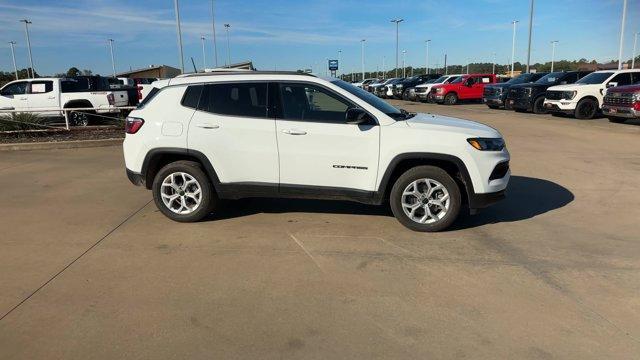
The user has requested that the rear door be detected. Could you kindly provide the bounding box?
[274,81,379,191]
[0,81,29,111]
[187,82,279,184]
[26,80,60,116]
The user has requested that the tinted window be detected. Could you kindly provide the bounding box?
[198,83,268,118]
[181,85,202,109]
[632,72,640,84]
[61,78,90,92]
[576,72,614,84]
[535,72,566,84]
[1,81,28,95]
[279,82,352,123]
[609,73,632,86]
[331,79,401,117]
[29,81,53,94]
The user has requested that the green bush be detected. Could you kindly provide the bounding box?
[0,112,50,131]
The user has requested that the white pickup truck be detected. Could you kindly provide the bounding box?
[0,77,128,126]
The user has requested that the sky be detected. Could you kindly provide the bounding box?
[0,0,639,76]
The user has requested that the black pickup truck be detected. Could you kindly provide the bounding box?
[506,71,592,114]
[482,73,547,109]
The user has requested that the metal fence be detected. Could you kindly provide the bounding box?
[0,106,137,130]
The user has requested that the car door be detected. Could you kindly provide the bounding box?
[0,81,29,111]
[26,80,60,116]
[187,82,279,184]
[274,81,380,192]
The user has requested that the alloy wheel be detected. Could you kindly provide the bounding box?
[401,178,450,224]
[160,172,202,215]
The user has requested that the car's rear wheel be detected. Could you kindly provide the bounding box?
[574,98,598,119]
[532,96,547,114]
[390,166,462,232]
[444,93,458,105]
[152,160,217,222]
[68,110,90,126]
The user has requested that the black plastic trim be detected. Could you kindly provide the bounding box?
[126,169,145,186]
[140,147,220,189]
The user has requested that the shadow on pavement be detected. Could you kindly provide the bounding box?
[208,176,574,230]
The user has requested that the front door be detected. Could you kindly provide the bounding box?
[274,82,380,192]
[0,81,29,112]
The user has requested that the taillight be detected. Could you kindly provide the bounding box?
[125,117,144,134]
[107,93,115,105]
[137,86,143,100]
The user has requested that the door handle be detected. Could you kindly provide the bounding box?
[19,97,28,101]
[48,96,56,99]
[196,123,219,129]
[282,129,307,135]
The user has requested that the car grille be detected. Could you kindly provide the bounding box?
[508,87,527,99]
[604,93,634,106]
[545,90,563,100]
[415,88,428,94]
[483,87,499,97]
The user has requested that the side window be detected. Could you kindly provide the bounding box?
[198,83,268,118]
[181,85,202,109]
[562,73,578,84]
[631,72,640,84]
[278,83,352,123]
[480,76,492,84]
[1,81,28,95]
[609,73,632,86]
[29,81,53,94]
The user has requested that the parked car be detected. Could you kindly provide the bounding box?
[506,71,592,114]
[483,72,548,109]
[0,77,128,126]
[352,78,377,90]
[117,77,159,102]
[369,78,395,94]
[431,74,498,105]
[123,71,509,232]
[544,69,640,119]
[377,78,404,98]
[406,78,437,101]
[392,74,442,99]
[602,83,640,123]
[414,75,461,102]
[366,79,387,93]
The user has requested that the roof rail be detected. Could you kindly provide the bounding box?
[178,70,316,78]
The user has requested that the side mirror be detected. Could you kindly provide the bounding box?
[607,82,618,88]
[345,108,371,125]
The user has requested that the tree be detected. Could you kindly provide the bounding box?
[81,69,93,76]
[66,67,81,77]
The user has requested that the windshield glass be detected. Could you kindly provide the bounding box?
[576,72,614,84]
[433,76,448,83]
[451,76,464,84]
[506,74,535,84]
[331,79,402,117]
[535,72,565,84]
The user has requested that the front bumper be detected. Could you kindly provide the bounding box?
[483,95,506,107]
[508,97,531,111]
[602,105,640,119]
[543,99,576,114]
[469,190,506,209]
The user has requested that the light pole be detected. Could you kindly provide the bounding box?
[201,35,206,71]
[550,40,559,72]
[210,0,219,67]
[382,56,386,79]
[224,24,231,67]
[425,39,431,74]
[511,20,519,77]
[391,19,404,77]
[618,0,627,70]
[338,49,342,78]
[20,19,34,78]
[402,50,406,77]
[361,39,366,81]
[525,0,535,72]
[8,41,18,80]
[492,52,496,74]
[633,32,639,69]
[173,0,185,74]
[108,39,116,78]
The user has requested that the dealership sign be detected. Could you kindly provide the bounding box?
[328,60,339,71]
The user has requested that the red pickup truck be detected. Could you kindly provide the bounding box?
[602,84,640,123]
[431,74,497,105]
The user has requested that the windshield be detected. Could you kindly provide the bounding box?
[576,72,614,84]
[451,76,464,84]
[433,76,448,83]
[506,73,535,85]
[535,72,565,84]
[331,79,404,118]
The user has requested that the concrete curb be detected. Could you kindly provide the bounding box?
[0,138,123,151]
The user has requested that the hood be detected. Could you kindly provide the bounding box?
[405,113,501,138]
[606,84,640,93]
[510,82,549,90]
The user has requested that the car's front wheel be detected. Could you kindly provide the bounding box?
[390,166,462,232]
[574,98,598,119]
[152,160,217,222]
[532,96,547,114]
[444,93,458,105]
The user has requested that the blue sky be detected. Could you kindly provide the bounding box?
[1,0,639,76]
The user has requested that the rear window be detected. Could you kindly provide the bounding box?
[181,85,203,109]
[197,83,268,118]
[30,81,53,94]
[61,78,90,92]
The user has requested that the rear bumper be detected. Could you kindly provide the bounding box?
[126,168,145,186]
[602,105,640,118]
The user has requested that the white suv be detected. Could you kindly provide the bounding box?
[123,72,510,232]
[544,69,640,119]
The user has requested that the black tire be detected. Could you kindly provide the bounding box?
[487,105,500,110]
[532,96,547,114]
[390,165,462,232]
[574,98,598,119]
[402,90,410,101]
[504,100,513,110]
[514,108,527,113]
[444,93,458,105]
[608,117,626,123]
[68,110,90,126]
[152,160,218,222]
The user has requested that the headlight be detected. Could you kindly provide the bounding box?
[396,84,404,88]
[467,138,505,151]
[562,91,577,100]
[524,87,532,95]
[436,88,444,94]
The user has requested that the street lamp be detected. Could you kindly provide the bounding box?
[224,24,231,67]
[511,20,519,77]
[360,39,366,81]
[108,39,116,78]
[210,0,219,67]
[633,32,639,69]
[201,35,206,71]
[617,0,627,70]
[492,52,496,74]
[8,41,18,80]
[173,0,185,74]
[402,50,406,78]
[382,56,386,79]
[525,0,535,72]
[391,19,404,77]
[338,49,342,79]
[425,39,431,75]
[550,40,559,72]
[19,19,34,78]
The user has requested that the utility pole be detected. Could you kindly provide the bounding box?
[224,24,231,67]
[201,35,206,71]
[617,0,627,70]
[20,19,34,78]
[444,54,447,75]
[425,39,431,75]
[466,61,470,74]
[173,0,185,74]
[382,56,386,79]
[108,39,116,78]
[633,32,639,69]
[402,50,406,77]
[511,20,518,77]
[550,40,558,72]
[211,0,219,67]
[338,49,342,78]
[391,19,404,77]
[8,41,18,80]
[361,39,366,81]
[525,0,535,72]
[492,52,496,74]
